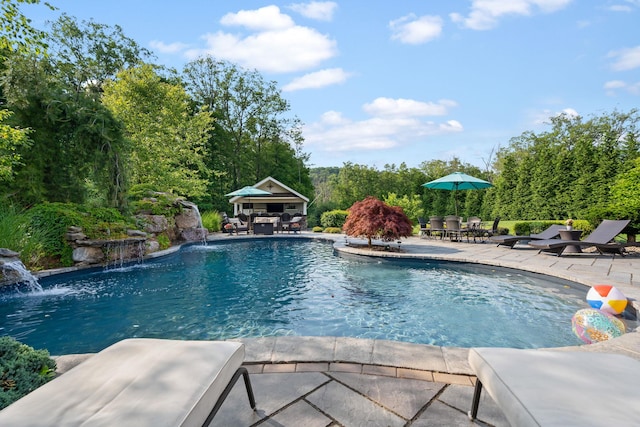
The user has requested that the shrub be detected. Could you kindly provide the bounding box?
[513,221,559,235]
[320,210,349,228]
[513,220,594,236]
[0,206,50,269]
[201,211,221,232]
[0,337,56,410]
[323,227,343,234]
[156,234,171,250]
[312,226,324,233]
[26,203,135,267]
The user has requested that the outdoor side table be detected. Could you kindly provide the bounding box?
[558,229,582,253]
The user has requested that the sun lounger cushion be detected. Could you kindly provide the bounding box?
[468,347,640,427]
[0,339,245,427]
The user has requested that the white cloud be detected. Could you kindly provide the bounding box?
[389,14,443,44]
[363,98,457,117]
[303,97,462,153]
[450,0,573,30]
[185,6,337,73]
[282,68,352,91]
[220,5,294,31]
[149,40,189,54]
[289,1,338,21]
[608,46,640,71]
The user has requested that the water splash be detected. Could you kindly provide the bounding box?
[1,260,43,292]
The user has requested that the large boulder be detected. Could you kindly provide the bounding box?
[180,228,208,242]
[72,247,105,264]
[137,215,169,234]
[174,208,201,230]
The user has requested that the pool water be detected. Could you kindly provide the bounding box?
[0,239,589,354]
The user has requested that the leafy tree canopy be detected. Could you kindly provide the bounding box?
[343,196,413,247]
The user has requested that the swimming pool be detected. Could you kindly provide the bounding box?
[0,239,588,354]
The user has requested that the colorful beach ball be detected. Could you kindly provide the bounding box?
[571,308,626,344]
[586,285,627,315]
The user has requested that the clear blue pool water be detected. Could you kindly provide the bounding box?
[0,239,588,354]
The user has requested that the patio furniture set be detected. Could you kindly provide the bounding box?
[418,216,501,243]
[489,219,633,257]
[223,213,305,236]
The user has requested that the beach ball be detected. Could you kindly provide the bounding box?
[586,285,627,315]
[571,308,626,344]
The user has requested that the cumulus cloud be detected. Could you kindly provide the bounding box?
[363,98,456,117]
[282,68,352,91]
[303,97,462,153]
[220,5,294,30]
[608,46,640,71]
[185,5,337,73]
[389,14,443,44]
[450,0,573,30]
[289,1,338,21]
[149,40,189,54]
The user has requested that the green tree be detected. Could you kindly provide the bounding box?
[102,64,212,198]
[0,109,31,185]
[1,53,128,207]
[384,193,424,224]
[0,0,54,58]
[602,157,640,241]
[492,110,640,221]
[182,57,312,209]
[47,14,153,95]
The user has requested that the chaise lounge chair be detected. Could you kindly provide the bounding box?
[0,339,257,426]
[468,347,640,426]
[528,219,630,256]
[489,224,565,249]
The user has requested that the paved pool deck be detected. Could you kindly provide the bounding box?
[55,232,640,426]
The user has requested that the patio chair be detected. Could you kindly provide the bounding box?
[528,219,630,256]
[472,217,500,242]
[280,212,291,230]
[444,215,463,241]
[489,224,565,249]
[0,339,257,426]
[461,217,482,242]
[283,216,304,233]
[418,217,429,238]
[229,217,249,234]
[467,347,640,426]
[428,216,445,239]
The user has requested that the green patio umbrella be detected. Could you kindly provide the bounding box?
[224,186,271,197]
[225,186,272,217]
[422,172,493,216]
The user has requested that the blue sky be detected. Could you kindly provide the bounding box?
[26,1,640,169]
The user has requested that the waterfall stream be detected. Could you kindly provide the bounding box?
[1,260,43,292]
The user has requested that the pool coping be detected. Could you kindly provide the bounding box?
[49,232,640,379]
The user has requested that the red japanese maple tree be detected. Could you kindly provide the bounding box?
[342,197,414,248]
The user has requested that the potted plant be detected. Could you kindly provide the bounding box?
[565,218,574,230]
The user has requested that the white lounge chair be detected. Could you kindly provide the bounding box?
[0,339,256,427]
[468,347,640,426]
